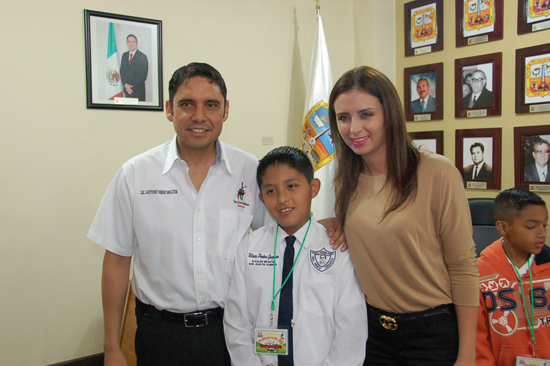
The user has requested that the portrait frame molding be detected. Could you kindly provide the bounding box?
[455,128,502,190]
[404,63,444,121]
[515,43,550,114]
[455,52,502,118]
[409,130,444,155]
[404,0,444,57]
[84,9,163,111]
[514,125,550,191]
[455,0,504,48]
[518,0,550,35]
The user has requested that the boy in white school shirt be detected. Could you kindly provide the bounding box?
[224,146,368,366]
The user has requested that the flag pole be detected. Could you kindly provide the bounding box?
[316,0,320,15]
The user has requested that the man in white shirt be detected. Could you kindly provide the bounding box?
[89,63,344,366]
[524,140,550,182]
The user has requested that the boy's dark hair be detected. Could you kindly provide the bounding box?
[168,62,227,106]
[256,146,314,189]
[493,188,546,224]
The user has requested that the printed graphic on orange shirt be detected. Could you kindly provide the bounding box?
[480,275,550,336]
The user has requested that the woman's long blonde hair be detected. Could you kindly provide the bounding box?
[329,66,420,226]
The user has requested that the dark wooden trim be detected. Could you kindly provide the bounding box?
[46,353,103,366]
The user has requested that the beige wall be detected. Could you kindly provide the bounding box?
[0,1,395,365]
[396,0,550,200]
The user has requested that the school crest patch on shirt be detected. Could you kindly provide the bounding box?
[310,248,336,272]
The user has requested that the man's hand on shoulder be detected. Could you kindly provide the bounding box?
[318,217,348,252]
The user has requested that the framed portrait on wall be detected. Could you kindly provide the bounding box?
[84,10,163,110]
[515,43,550,114]
[404,63,443,121]
[404,0,444,57]
[455,52,502,118]
[409,130,444,155]
[456,128,502,190]
[518,0,550,35]
[514,125,550,192]
[455,0,503,47]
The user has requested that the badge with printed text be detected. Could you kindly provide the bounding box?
[254,328,288,355]
[310,248,336,272]
[516,356,550,365]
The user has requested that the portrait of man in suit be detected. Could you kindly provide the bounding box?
[462,69,492,109]
[463,142,492,180]
[120,34,149,101]
[411,78,436,113]
[524,140,550,182]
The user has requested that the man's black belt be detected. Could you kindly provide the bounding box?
[136,298,223,327]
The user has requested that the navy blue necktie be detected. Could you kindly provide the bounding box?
[278,235,296,366]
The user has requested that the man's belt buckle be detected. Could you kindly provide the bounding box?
[379,315,398,330]
[184,312,208,327]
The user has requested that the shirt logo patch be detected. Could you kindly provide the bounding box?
[234,182,250,208]
[310,248,336,272]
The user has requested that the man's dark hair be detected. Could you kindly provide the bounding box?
[168,62,227,106]
[494,188,546,224]
[126,34,138,42]
[256,146,314,189]
[470,142,485,154]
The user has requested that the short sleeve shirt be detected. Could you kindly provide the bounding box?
[87,136,269,312]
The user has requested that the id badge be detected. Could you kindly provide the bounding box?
[254,328,288,355]
[516,356,550,365]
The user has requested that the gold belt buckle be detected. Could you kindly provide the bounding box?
[379,315,398,330]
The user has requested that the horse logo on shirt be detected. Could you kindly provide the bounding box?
[237,182,247,200]
[310,248,336,272]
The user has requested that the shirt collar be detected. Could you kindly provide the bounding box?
[276,214,318,250]
[162,136,231,175]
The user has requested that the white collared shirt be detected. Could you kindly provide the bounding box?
[223,217,368,366]
[536,164,548,182]
[88,136,269,312]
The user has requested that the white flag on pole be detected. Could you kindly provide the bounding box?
[301,14,334,219]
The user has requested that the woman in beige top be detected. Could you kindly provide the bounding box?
[328,66,478,366]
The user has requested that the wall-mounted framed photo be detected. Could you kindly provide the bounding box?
[518,0,550,35]
[515,43,550,114]
[456,128,502,190]
[455,52,502,118]
[409,130,444,155]
[514,125,550,192]
[404,0,444,57]
[404,63,443,121]
[84,10,163,110]
[455,0,503,47]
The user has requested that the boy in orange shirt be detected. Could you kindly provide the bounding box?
[477,188,550,365]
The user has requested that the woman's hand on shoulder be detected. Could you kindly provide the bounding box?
[318,217,348,252]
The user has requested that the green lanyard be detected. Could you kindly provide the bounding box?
[270,216,311,327]
[511,259,536,356]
